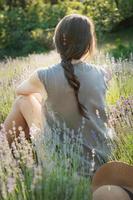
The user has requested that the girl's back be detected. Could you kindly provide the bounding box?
[38,60,112,175]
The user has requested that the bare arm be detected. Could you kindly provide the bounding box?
[16,71,46,98]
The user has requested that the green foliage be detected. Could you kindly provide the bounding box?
[0,0,133,58]
[109,39,133,60]
[0,2,66,59]
[114,0,133,19]
[82,0,121,34]
[66,1,84,15]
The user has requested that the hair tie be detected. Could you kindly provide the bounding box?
[62,33,67,46]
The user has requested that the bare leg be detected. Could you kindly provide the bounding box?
[4,94,42,145]
[93,185,131,200]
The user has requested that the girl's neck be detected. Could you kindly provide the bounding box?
[71,58,83,64]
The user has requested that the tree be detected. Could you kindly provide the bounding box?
[50,0,58,4]
[112,0,133,30]
[43,0,58,4]
[5,0,27,8]
[114,0,133,19]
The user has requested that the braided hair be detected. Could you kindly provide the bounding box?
[53,14,96,120]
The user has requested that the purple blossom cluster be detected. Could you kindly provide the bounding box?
[108,96,133,134]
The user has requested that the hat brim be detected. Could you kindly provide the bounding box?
[92,161,133,192]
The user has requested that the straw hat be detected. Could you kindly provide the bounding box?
[92,161,133,192]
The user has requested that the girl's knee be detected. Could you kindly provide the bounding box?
[14,95,36,108]
[11,95,34,115]
[93,185,130,200]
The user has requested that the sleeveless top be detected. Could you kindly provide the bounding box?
[37,61,113,176]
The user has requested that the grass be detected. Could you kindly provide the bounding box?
[0,50,133,199]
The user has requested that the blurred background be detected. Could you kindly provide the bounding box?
[0,0,133,60]
[0,0,133,59]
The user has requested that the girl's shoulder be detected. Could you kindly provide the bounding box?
[86,63,112,82]
[37,63,63,76]
[37,63,64,94]
[81,63,112,91]
[81,62,104,76]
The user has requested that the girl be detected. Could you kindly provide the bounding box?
[4,13,127,199]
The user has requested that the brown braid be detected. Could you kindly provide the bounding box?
[53,14,96,120]
[61,58,89,120]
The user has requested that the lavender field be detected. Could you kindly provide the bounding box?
[0,51,133,200]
